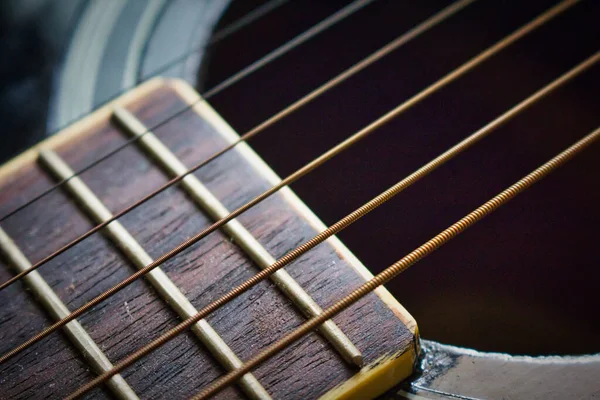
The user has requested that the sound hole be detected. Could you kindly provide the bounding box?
[205,0,600,355]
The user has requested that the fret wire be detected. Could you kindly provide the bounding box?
[60,49,598,398]
[0,0,575,364]
[0,0,474,291]
[0,0,367,224]
[191,127,600,400]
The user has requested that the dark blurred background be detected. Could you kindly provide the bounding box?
[1,0,599,356]
[0,0,78,162]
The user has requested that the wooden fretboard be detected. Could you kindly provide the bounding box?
[0,79,417,399]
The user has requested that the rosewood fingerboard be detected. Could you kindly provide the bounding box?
[0,79,417,399]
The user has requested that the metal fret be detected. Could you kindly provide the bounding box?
[0,227,138,400]
[113,106,363,367]
[37,149,271,400]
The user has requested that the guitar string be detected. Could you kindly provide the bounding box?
[62,51,600,399]
[0,0,577,364]
[0,0,372,224]
[0,0,476,291]
[189,128,600,400]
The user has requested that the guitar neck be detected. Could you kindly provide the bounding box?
[0,78,417,400]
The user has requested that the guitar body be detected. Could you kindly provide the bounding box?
[1,1,600,399]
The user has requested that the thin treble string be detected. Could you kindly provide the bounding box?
[191,127,600,400]
[147,0,291,78]
[0,0,475,291]
[203,0,376,97]
[60,50,600,399]
[0,0,576,364]
[0,0,372,224]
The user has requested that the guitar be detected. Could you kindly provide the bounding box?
[0,1,598,399]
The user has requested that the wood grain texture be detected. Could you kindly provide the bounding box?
[0,79,417,399]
